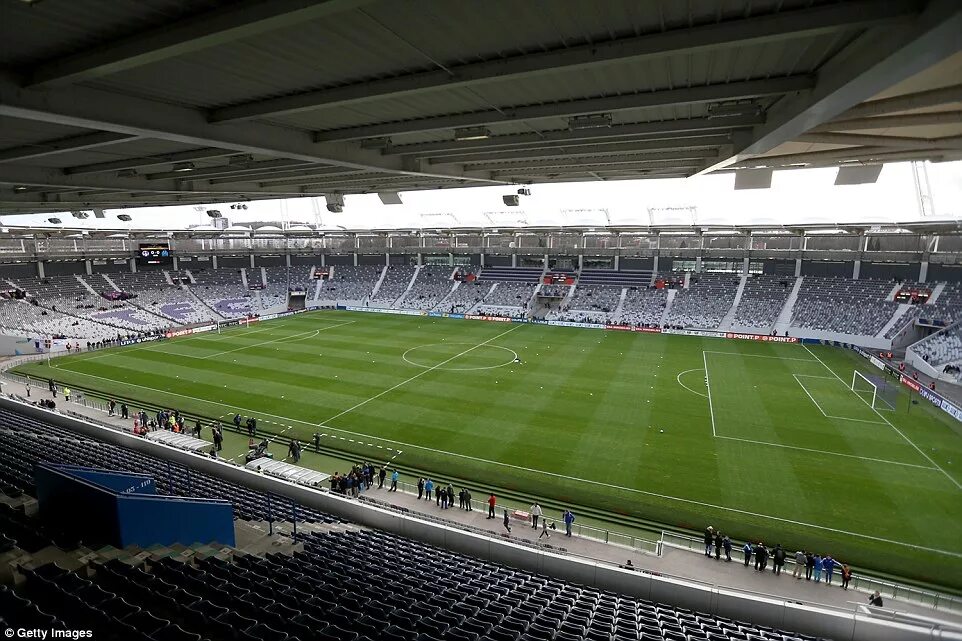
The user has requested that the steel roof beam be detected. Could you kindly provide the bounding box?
[25,0,373,87]
[387,115,763,157]
[833,84,962,120]
[703,0,962,173]
[208,166,359,185]
[429,136,731,165]
[797,132,962,150]
[210,0,916,123]
[64,148,236,175]
[811,110,962,132]
[0,74,506,185]
[492,160,703,179]
[0,132,138,162]
[313,77,812,142]
[144,159,317,181]
[458,149,718,172]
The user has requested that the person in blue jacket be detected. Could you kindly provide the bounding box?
[563,509,575,537]
[813,555,823,583]
[390,469,399,492]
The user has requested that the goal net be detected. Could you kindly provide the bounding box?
[851,371,898,412]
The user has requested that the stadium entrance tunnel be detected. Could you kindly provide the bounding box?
[402,342,519,371]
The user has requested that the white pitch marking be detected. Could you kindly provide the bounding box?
[202,321,354,359]
[46,336,959,557]
[703,351,717,437]
[803,344,962,492]
[675,368,708,398]
[715,435,934,470]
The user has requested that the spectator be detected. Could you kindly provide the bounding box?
[530,502,543,529]
[108,399,115,416]
[563,509,575,537]
[424,478,434,501]
[464,489,472,511]
[446,484,454,508]
[379,467,387,489]
[722,535,732,562]
[63,387,71,402]
[24,381,30,398]
[390,469,399,492]
[502,509,511,533]
[487,493,496,519]
[714,531,722,560]
[813,554,823,583]
[120,403,128,419]
[868,591,883,607]
[539,519,550,539]
[742,541,753,567]
[417,477,424,499]
[435,483,442,506]
[773,544,786,576]
[805,551,815,580]
[754,542,767,571]
[704,526,714,557]
[841,564,852,590]
[823,555,835,584]
[793,550,806,579]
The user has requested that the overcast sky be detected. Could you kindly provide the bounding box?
[3,160,960,230]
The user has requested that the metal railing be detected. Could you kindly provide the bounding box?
[660,532,962,615]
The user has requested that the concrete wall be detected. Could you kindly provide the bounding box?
[2,397,955,641]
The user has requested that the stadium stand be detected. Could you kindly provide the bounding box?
[107,271,217,326]
[791,277,899,336]
[436,279,489,314]
[187,269,251,318]
[666,274,740,329]
[321,265,382,303]
[732,275,793,330]
[262,266,311,309]
[922,282,962,326]
[0,405,831,641]
[911,324,962,373]
[370,265,416,307]
[558,285,622,323]
[395,267,454,310]
[620,287,670,327]
[473,267,542,315]
[0,298,117,341]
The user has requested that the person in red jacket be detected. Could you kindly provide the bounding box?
[487,493,496,519]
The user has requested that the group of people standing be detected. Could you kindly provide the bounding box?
[704,526,854,591]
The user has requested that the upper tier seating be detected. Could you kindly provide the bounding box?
[579,269,652,287]
[620,287,669,327]
[477,266,543,283]
[370,266,416,306]
[107,272,217,326]
[791,277,898,336]
[732,275,793,329]
[188,269,250,318]
[921,283,962,326]
[666,274,740,329]
[322,266,381,302]
[396,267,454,310]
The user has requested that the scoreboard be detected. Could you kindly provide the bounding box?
[139,243,172,265]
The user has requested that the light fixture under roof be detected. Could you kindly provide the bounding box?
[568,113,612,130]
[707,101,761,119]
[172,161,195,172]
[12,185,28,192]
[360,137,391,149]
[454,126,491,141]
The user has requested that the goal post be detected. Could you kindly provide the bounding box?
[851,370,897,411]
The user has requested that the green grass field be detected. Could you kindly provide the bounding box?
[15,310,962,589]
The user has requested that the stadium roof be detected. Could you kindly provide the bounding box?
[0,0,960,214]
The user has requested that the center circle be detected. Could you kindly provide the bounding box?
[402,342,519,371]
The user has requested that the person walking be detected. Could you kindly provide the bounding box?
[530,502,543,529]
[703,526,714,557]
[773,544,786,576]
[487,494,496,519]
[51,383,57,399]
[563,509,575,537]
[417,478,425,500]
[813,555,823,583]
[502,509,511,533]
[24,381,30,398]
[823,555,835,584]
[841,564,852,590]
[538,519,550,539]
[793,550,806,579]
[722,535,732,562]
[390,469,399,492]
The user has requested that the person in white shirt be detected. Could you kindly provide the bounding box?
[530,502,543,528]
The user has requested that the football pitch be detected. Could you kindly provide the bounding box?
[16,310,962,589]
